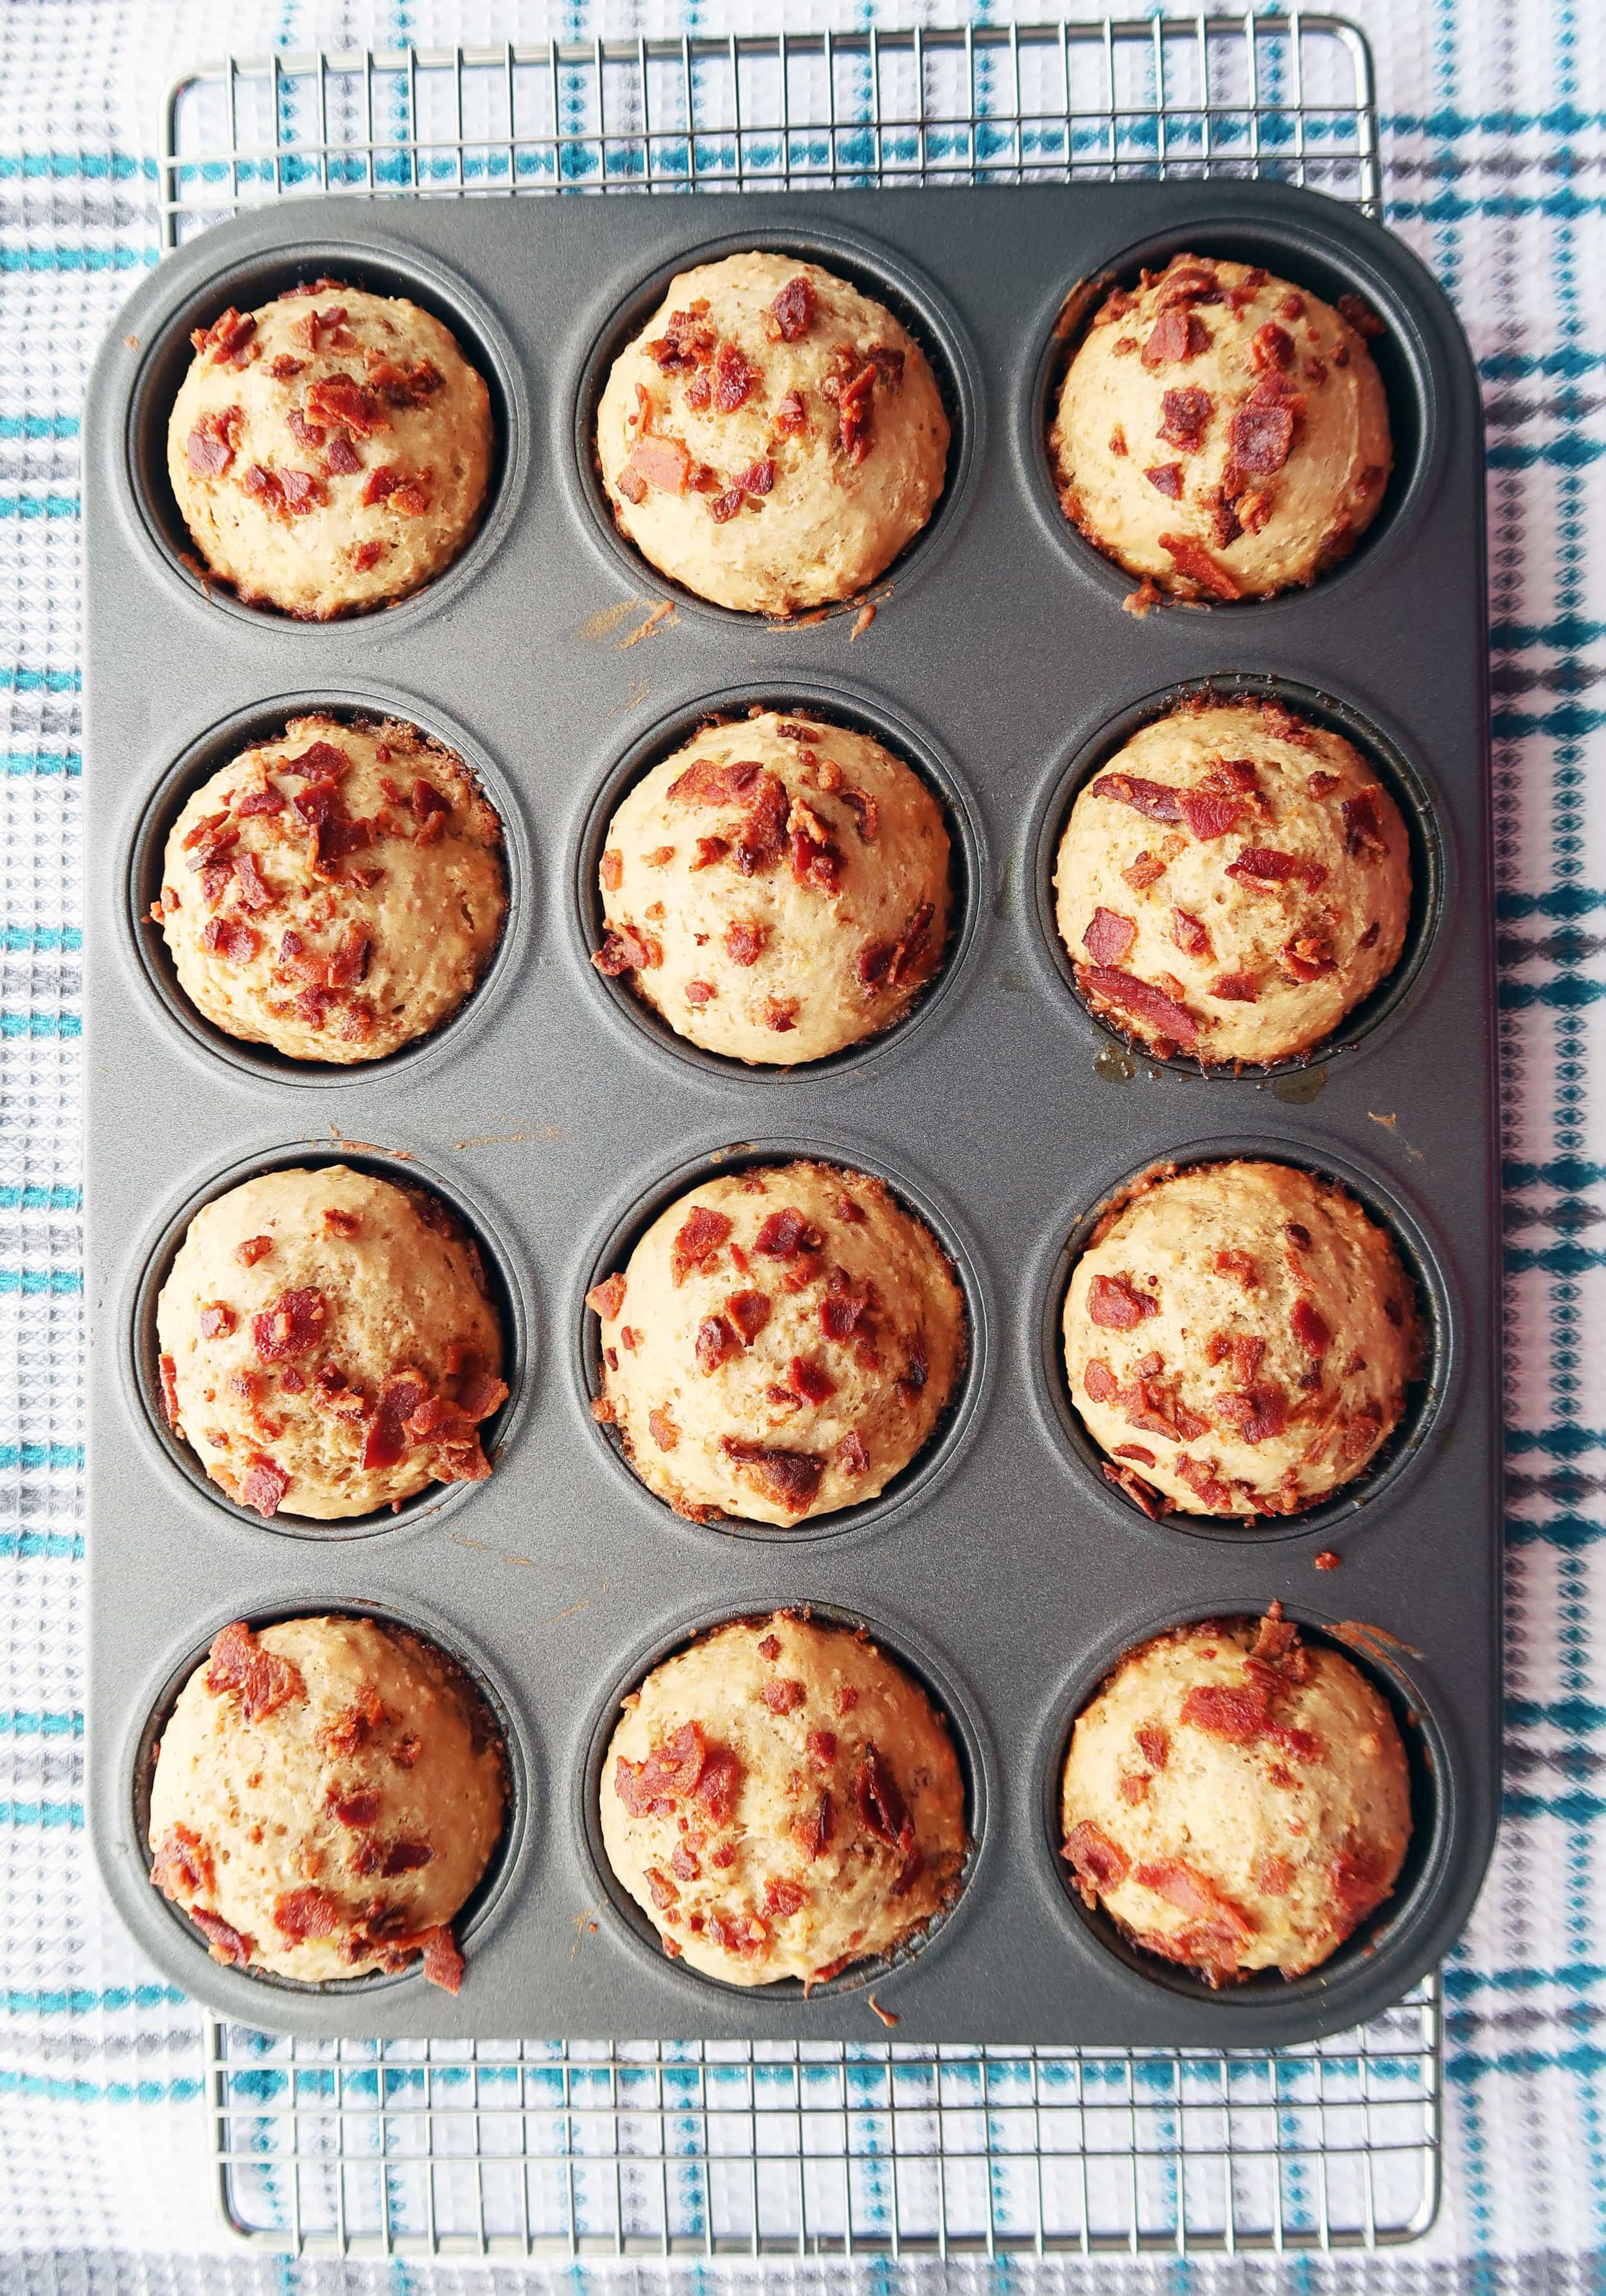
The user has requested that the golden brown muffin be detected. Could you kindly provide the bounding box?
[1061,1606,1411,1983]
[1063,1161,1420,1521]
[168,281,493,617]
[1050,253,1391,602]
[1054,696,1410,1066]
[155,1165,506,1520]
[594,710,951,1065]
[148,1615,506,1986]
[595,252,949,614]
[155,714,506,1065]
[600,1611,967,1986]
[588,1161,966,1527]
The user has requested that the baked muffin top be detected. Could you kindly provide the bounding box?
[594,709,951,1065]
[150,1614,506,1986]
[601,1610,967,1987]
[1061,1606,1411,1982]
[155,713,506,1065]
[168,281,493,618]
[595,252,949,614]
[1050,252,1391,602]
[589,1159,966,1527]
[1063,1159,1420,1521]
[1054,696,1411,1067]
[155,1164,506,1520]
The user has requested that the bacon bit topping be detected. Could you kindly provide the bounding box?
[1141,308,1209,368]
[1227,845,1327,890]
[696,1314,738,1372]
[1133,1857,1253,1948]
[1216,1249,1258,1286]
[754,1208,817,1262]
[620,433,694,498]
[1214,1383,1288,1444]
[767,274,816,342]
[819,1270,870,1344]
[410,1925,463,1993]
[1251,321,1295,374]
[773,387,807,436]
[304,374,384,437]
[190,1907,254,1965]
[360,1371,429,1472]
[251,1286,327,1363]
[649,304,717,372]
[1121,851,1168,893]
[762,1678,806,1715]
[1179,791,1246,840]
[1134,1725,1169,1772]
[1165,908,1209,961]
[1109,425,1128,456]
[152,1821,215,1903]
[671,1206,732,1284]
[707,487,744,523]
[833,1430,869,1479]
[1084,907,1137,967]
[197,1302,238,1344]
[1292,1297,1332,1356]
[1158,533,1242,599]
[1063,1819,1130,1903]
[1081,965,1199,1049]
[1341,790,1386,858]
[616,1721,706,1819]
[713,340,757,412]
[192,307,257,364]
[1158,386,1213,450]
[206,1620,305,1719]
[1093,771,1182,822]
[854,1744,919,1893]
[1229,389,1296,476]
[648,1406,678,1452]
[1082,1358,1118,1404]
[718,1435,825,1512]
[786,1354,836,1405]
[197,913,260,965]
[324,1785,382,1830]
[1337,292,1385,338]
[236,1452,290,1516]
[693,1745,743,1831]
[765,1878,806,1920]
[1088,1273,1157,1329]
[587,1273,626,1320]
[186,407,243,476]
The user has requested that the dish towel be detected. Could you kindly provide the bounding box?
[1,0,1602,2286]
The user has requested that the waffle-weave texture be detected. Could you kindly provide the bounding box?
[1,0,1602,2286]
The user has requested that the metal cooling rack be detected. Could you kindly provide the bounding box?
[165,11,1431,2260]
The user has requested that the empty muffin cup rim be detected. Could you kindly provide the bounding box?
[578,1595,990,2003]
[1031,1137,1456,1545]
[1027,670,1449,1083]
[569,220,982,626]
[130,1595,532,1994]
[1021,202,1446,618]
[123,1141,533,1541]
[571,679,985,1087]
[573,1134,991,1547]
[1034,1598,1456,2011]
[121,688,529,1091]
[123,236,529,633]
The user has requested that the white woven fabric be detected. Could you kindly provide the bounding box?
[3,0,1603,2284]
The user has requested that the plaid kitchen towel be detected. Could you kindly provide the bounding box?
[3,0,1605,2286]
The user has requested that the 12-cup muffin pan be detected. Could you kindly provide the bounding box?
[83,182,1498,2045]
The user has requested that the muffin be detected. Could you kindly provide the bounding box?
[153,713,506,1064]
[594,710,951,1065]
[595,252,949,614]
[588,1160,965,1526]
[1063,1160,1420,1520]
[168,281,493,618]
[1054,695,1410,1066]
[155,1165,506,1520]
[601,1611,967,1986]
[1050,253,1391,602]
[149,1615,506,1986]
[1061,1606,1411,1983]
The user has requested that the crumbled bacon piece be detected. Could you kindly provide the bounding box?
[360,1371,430,1472]
[382,1841,434,1876]
[198,916,259,963]
[768,275,816,342]
[1088,1272,1156,1329]
[1093,772,1183,823]
[152,1822,215,1902]
[191,307,257,364]
[1080,965,1199,1049]
[1180,1680,1270,1742]
[718,1436,825,1512]
[786,1354,835,1405]
[1212,972,1258,1001]
[619,434,693,498]
[1082,1358,1118,1403]
[1083,907,1136,967]
[1337,292,1385,338]
[1251,321,1294,373]
[1158,386,1213,450]
[754,1208,817,1262]
[326,1786,381,1830]
[836,1430,869,1477]
[1229,390,1296,476]
[713,340,757,412]
[696,1314,738,1372]
[1158,534,1242,599]
[1141,307,1209,367]
[1063,1819,1129,1903]
[251,1286,328,1362]
[587,1272,626,1320]
[649,304,717,372]
[1169,907,1210,958]
[186,406,243,476]
[1226,846,1326,890]
[1179,791,1245,840]
[1215,1249,1258,1288]
[1214,1383,1288,1444]
[1342,790,1386,857]
[707,487,744,523]
[671,1205,732,1284]
[648,1406,678,1451]
[305,374,384,437]
[240,1453,292,1516]
[190,1908,254,1965]
[1136,1725,1169,1771]
[762,1677,806,1715]
[1144,462,1183,498]
[1133,1857,1253,1945]
[737,456,775,498]
[592,924,662,976]
[616,1721,706,1818]
[206,1620,305,1719]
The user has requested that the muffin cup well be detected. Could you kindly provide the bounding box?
[573,1134,991,1545]
[1023,206,1442,616]
[578,1598,988,2002]
[1035,1601,1454,2014]
[1031,1137,1454,1545]
[121,690,529,1091]
[124,1143,533,1540]
[569,222,982,625]
[1027,671,1447,1083]
[571,680,985,1086]
[124,240,527,629]
[131,1597,533,1995]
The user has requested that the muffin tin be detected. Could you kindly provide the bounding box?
[84,181,1497,2045]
